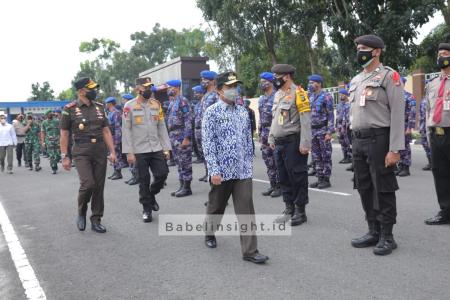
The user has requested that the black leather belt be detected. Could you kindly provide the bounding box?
[352,128,389,139]
[75,137,103,144]
[274,134,298,145]
[430,127,450,136]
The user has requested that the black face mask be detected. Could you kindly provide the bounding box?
[357,50,374,67]
[273,76,286,89]
[437,56,450,69]
[85,89,97,101]
[140,89,152,100]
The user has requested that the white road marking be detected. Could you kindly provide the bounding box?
[0,201,46,300]
[253,178,352,196]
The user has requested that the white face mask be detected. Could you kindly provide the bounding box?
[223,88,238,102]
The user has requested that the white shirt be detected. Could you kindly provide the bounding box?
[0,122,17,146]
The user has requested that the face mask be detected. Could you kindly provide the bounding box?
[201,81,209,88]
[85,89,97,101]
[141,89,152,99]
[260,81,271,91]
[273,76,286,89]
[223,88,238,102]
[357,50,374,67]
[167,89,176,97]
[437,56,450,69]
[307,85,315,93]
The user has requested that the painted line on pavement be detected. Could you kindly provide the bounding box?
[0,201,46,300]
[253,178,352,197]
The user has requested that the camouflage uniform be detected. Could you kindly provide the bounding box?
[335,99,352,160]
[419,99,431,162]
[41,117,61,171]
[167,95,193,182]
[107,107,126,171]
[25,119,41,169]
[398,91,415,171]
[309,90,335,183]
[258,91,278,183]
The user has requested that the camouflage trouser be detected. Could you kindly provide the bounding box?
[420,133,431,161]
[45,139,61,168]
[260,127,278,182]
[113,143,127,171]
[169,130,193,181]
[194,128,204,161]
[338,128,352,159]
[399,134,412,167]
[311,132,332,178]
[25,140,40,166]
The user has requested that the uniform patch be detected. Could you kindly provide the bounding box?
[65,101,76,108]
[391,71,401,86]
[123,107,130,118]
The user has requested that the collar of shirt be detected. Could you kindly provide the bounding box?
[77,99,92,107]
[439,72,450,80]
[218,99,237,110]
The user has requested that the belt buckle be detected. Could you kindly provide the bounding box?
[90,138,97,143]
[435,127,445,136]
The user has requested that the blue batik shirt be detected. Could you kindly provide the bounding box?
[202,100,253,181]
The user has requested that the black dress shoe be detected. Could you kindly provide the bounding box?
[77,215,86,231]
[424,212,450,225]
[91,223,107,233]
[243,252,269,264]
[128,178,139,185]
[149,195,159,211]
[205,236,217,248]
[142,211,152,223]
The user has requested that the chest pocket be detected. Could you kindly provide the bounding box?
[364,82,382,101]
[348,85,357,103]
[133,110,145,125]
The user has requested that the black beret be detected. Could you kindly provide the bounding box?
[135,77,153,87]
[355,34,385,49]
[74,77,99,90]
[438,43,450,51]
[271,64,296,75]
[216,71,242,88]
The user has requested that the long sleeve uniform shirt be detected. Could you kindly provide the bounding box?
[0,122,17,146]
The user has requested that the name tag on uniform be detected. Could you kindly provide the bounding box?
[359,95,366,107]
[444,101,450,111]
[278,114,284,125]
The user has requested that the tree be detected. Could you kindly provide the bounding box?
[326,0,443,76]
[57,88,75,101]
[29,81,55,101]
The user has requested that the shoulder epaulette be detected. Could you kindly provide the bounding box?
[64,101,77,109]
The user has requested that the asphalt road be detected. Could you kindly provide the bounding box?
[0,143,449,300]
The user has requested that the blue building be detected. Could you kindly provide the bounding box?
[0,101,70,122]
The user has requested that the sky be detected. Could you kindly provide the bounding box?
[0,0,444,101]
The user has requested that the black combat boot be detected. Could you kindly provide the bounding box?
[171,180,184,196]
[317,177,331,189]
[373,224,397,256]
[290,204,307,226]
[351,221,380,248]
[309,177,322,188]
[52,165,57,174]
[275,202,295,223]
[262,181,275,196]
[35,164,41,172]
[175,181,192,197]
[270,183,282,198]
[398,166,410,177]
[110,170,123,180]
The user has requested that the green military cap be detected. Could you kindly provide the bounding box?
[44,109,53,115]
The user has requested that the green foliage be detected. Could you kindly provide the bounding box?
[57,88,75,101]
[410,23,450,73]
[29,81,55,101]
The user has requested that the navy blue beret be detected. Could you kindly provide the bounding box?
[339,89,349,96]
[200,70,217,80]
[121,93,134,100]
[259,72,275,81]
[166,79,182,87]
[192,85,205,94]
[308,74,323,83]
[105,97,117,104]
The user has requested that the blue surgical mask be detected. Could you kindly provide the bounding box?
[223,88,238,102]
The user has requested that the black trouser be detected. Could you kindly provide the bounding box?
[274,135,309,206]
[430,128,450,216]
[352,128,398,224]
[16,142,25,163]
[135,151,169,207]
[204,178,258,256]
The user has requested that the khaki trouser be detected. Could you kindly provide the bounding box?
[0,145,14,171]
[204,178,258,256]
